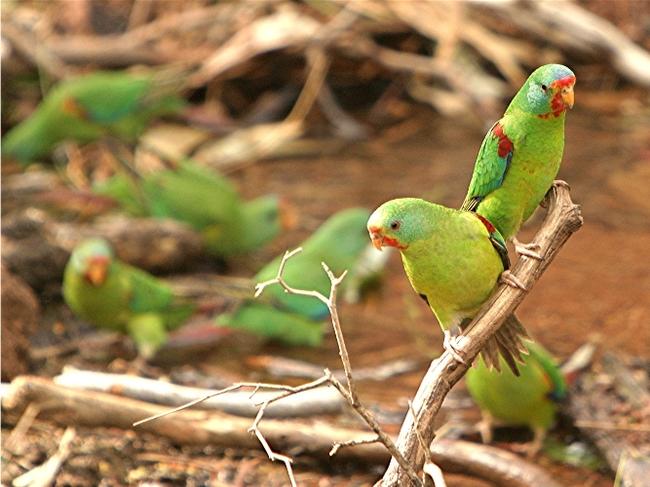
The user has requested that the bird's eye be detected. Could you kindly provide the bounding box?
[541,84,548,92]
[390,221,400,230]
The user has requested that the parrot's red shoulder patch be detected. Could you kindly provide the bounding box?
[474,213,496,234]
[62,97,89,119]
[491,123,514,158]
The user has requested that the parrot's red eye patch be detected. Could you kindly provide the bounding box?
[390,221,400,230]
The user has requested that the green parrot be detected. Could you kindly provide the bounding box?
[217,208,372,346]
[461,64,575,256]
[2,70,184,165]
[93,160,292,257]
[63,238,194,359]
[368,198,528,374]
[466,341,567,455]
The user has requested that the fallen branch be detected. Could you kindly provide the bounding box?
[246,355,419,382]
[1,376,563,487]
[54,367,344,418]
[381,183,583,485]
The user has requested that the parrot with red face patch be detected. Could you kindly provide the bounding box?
[2,70,184,165]
[461,64,575,256]
[368,198,529,374]
[63,238,194,359]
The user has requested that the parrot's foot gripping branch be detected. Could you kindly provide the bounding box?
[512,238,543,260]
[499,270,527,291]
[443,328,466,364]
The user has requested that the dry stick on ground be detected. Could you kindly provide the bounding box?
[1,376,563,487]
[382,182,583,486]
[55,367,344,418]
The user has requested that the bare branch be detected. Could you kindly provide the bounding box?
[381,183,583,485]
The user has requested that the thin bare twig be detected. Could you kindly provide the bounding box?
[256,248,423,485]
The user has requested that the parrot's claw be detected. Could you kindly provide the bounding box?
[443,330,466,364]
[499,270,527,291]
[513,238,543,260]
[553,179,570,189]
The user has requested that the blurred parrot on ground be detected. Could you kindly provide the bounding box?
[368,198,528,374]
[63,238,194,359]
[217,208,372,346]
[93,160,293,257]
[466,341,567,456]
[461,64,575,257]
[2,70,184,165]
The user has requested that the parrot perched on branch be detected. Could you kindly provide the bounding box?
[2,70,185,165]
[368,198,528,374]
[217,208,372,346]
[63,238,194,359]
[461,64,575,256]
[466,341,567,456]
[94,160,294,257]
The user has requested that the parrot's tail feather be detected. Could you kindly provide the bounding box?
[479,339,502,373]
[479,314,530,376]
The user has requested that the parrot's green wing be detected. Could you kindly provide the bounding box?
[473,213,510,270]
[122,262,194,329]
[461,120,514,212]
[143,161,239,229]
[63,74,153,124]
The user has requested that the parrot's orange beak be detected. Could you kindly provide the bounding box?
[85,256,109,287]
[561,86,574,109]
[368,226,384,251]
[278,197,298,231]
[368,226,407,251]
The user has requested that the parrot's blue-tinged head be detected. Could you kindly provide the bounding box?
[513,64,575,118]
[69,237,114,287]
[368,198,443,251]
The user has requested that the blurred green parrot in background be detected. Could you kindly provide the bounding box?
[93,160,294,257]
[63,238,195,359]
[2,70,184,165]
[217,208,372,346]
[368,198,528,374]
[466,341,567,456]
[461,64,575,257]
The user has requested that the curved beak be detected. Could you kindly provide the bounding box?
[561,86,574,109]
[85,256,109,287]
[368,227,384,251]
